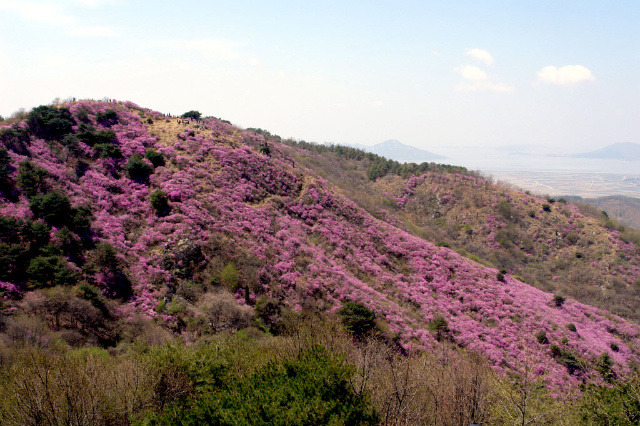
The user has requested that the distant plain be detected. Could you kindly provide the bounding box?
[437,147,640,198]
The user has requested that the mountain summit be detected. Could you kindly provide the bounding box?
[367,139,446,163]
[573,142,640,161]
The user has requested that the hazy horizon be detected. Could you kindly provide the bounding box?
[338,139,640,197]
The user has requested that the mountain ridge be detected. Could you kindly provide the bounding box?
[572,142,640,161]
[566,194,640,231]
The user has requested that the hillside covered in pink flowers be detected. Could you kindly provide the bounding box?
[1,100,639,392]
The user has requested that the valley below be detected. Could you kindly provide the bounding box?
[370,144,640,198]
[488,170,640,198]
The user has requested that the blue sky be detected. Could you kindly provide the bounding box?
[0,0,638,151]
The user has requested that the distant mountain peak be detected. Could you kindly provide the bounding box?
[367,139,446,163]
[573,142,640,160]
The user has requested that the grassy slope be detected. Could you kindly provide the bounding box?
[569,195,640,231]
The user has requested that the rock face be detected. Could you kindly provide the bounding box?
[1,100,639,390]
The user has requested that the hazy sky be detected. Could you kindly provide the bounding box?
[0,0,638,151]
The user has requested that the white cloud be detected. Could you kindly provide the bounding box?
[537,65,595,85]
[372,100,384,107]
[0,0,117,37]
[454,65,487,81]
[454,65,514,92]
[0,0,75,25]
[466,48,494,66]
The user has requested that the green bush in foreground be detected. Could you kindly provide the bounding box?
[580,376,640,425]
[156,346,379,425]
